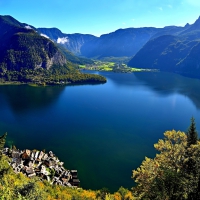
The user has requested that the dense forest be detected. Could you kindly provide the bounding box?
[0,118,200,199]
[0,15,106,85]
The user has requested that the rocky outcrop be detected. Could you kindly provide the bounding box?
[37,28,97,55]
[3,148,80,187]
[46,51,67,70]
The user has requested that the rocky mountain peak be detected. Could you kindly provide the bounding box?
[184,23,190,27]
[192,15,200,28]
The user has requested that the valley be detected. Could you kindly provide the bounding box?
[1,10,200,199]
[79,61,156,73]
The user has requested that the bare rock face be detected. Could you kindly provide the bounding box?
[46,51,66,70]
[37,28,96,56]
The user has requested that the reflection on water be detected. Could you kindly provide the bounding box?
[0,85,65,113]
[134,72,200,109]
[0,72,200,192]
[103,71,200,109]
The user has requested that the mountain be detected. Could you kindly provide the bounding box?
[3,14,200,80]
[0,15,106,84]
[38,24,193,60]
[150,25,190,40]
[180,16,200,35]
[80,28,160,58]
[38,27,169,59]
[0,16,66,71]
[37,28,97,56]
[128,16,200,78]
[176,42,200,78]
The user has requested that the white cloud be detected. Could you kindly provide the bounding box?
[25,25,32,30]
[40,34,49,39]
[158,7,163,11]
[167,4,172,8]
[132,18,135,21]
[122,22,126,25]
[57,37,69,44]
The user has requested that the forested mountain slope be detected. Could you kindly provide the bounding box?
[128,16,200,78]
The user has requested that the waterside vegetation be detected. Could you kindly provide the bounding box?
[0,16,106,86]
[79,61,157,73]
[0,65,107,86]
[1,118,200,199]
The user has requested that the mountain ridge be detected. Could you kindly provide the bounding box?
[0,15,106,85]
[128,16,200,78]
[37,19,195,59]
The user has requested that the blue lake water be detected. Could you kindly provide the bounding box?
[1,71,200,192]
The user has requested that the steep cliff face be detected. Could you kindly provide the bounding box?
[0,29,66,72]
[0,15,105,85]
[37,28,97,55]
[48,51,66,69]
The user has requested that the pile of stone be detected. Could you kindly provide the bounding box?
[3,148,80,187]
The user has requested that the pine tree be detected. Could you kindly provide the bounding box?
[185,118,199,199]
[187,117,198,147]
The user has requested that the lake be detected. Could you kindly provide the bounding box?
[1,71,200,192]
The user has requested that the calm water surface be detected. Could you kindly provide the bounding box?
[1,71,200,192]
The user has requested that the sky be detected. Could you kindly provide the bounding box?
[0,0,200,36]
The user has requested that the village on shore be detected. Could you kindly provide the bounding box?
[3,147,80,187]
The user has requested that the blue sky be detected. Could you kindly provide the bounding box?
[0,0,200,36]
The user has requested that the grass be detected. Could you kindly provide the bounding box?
[79,65,86,68]
[79,61,158,73]
[131,68,144,72]
[100,67,112,71]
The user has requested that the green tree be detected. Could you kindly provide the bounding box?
[187,117,198,147]
[132,130,188,199]
[0,133,7,156]
[184,117,200,199]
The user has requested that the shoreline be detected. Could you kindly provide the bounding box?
[3,147,80,188]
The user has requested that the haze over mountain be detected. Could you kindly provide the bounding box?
[128,16,200,78]
[1,14,200,79]
[37,28,97,56]
[0,15,106,84]
[38,18,196,61]
[38,27,162,58]
[80,28,159,58]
